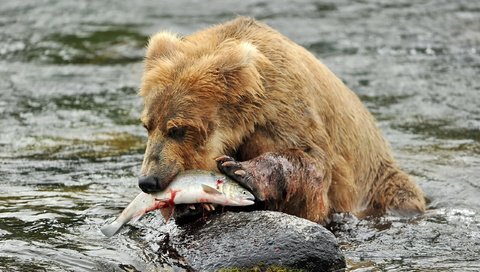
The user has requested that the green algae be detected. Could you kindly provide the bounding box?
[20,132,145,161]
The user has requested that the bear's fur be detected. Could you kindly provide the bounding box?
[139,17,425,224]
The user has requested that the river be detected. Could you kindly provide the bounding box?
[0,0,479,271]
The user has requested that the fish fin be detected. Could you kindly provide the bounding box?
[160,207,174,223]
[201,184,222,195]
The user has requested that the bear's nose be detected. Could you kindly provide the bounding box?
[138,175,161,193]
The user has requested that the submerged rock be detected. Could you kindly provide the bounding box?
[145,211,345,271]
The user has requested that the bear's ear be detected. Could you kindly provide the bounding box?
[216,41,258,74]
[215,41,266,102]
[145,31,182,71]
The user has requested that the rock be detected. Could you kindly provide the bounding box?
[143,211,345,271]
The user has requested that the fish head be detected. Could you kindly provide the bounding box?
[235,188,256,205]
[221,181,256,206]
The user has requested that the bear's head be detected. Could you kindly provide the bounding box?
[138,32,266,192]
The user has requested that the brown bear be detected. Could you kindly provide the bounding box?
[138,17,425,224]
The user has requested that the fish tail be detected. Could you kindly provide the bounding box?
[100,220,123,237]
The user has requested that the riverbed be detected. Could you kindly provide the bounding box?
[1,0,479,271]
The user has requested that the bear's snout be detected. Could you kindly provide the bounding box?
[140,138,182,193]
[138,175,164,193]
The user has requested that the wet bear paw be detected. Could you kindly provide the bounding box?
[215,155,265,201]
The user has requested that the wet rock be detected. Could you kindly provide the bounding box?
[148,211,345,271]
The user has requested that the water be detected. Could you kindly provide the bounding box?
[0,0,479,271]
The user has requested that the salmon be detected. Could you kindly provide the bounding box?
[100,170,255,237]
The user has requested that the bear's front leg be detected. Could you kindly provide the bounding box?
[215,149,329,223]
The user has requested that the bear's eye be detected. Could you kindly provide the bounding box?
[167,126,186,140]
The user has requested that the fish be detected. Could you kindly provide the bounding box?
[100,170,255,237]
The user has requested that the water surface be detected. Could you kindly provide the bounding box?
[0,0,479,271]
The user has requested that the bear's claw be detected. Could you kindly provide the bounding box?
[215,155,232,162]
[234,169,246,176]
[221,161,236,167]
[215,155,265,201]
[215,155,244,179]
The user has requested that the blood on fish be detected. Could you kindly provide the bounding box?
[168,189,179,206]
[151,190,179,222]
[216,179,223,189]
[144,201,167,214]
